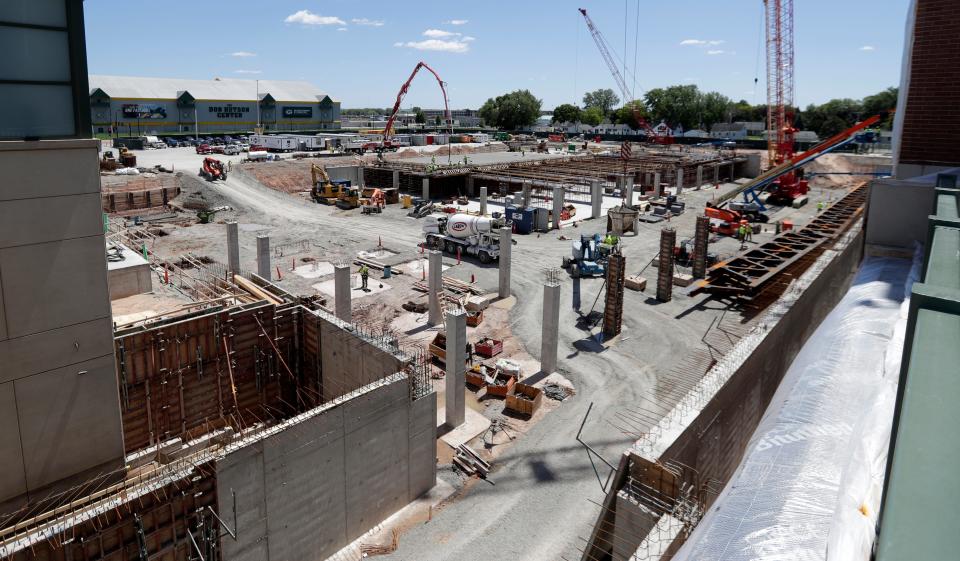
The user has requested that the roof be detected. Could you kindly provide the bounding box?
[88,75,337,103]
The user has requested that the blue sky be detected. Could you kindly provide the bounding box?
[83,0,910,110]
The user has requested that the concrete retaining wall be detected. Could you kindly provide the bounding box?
[218,376,436,561]
[317,313,407,401]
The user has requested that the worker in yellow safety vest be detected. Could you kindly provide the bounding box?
[359,264,370,290]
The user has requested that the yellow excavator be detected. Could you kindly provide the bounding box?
[310,163,342,204]
[336,187,361,210]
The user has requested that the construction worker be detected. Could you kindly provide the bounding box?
[817,201,825,213]
[359,264,370,291]
[738,221,748,249]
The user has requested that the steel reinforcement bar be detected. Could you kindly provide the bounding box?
[693,182,868,298]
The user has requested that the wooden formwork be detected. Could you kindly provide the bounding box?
[115,302,317,454]
[102,186,181,213]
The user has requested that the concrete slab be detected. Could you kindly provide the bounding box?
[438,406,491,449]
[358,248,399,260]
[399,257,450,276]
[291,260,334,278]
[313,277,392,299]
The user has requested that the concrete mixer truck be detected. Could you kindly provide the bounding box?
[422,214,506,264]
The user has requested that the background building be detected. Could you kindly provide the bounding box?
[88,75,340,135]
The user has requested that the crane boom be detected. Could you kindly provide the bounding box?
[383,62,452,141]
[765,0,796,166]
[578,8,667,143]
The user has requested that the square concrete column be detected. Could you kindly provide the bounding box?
[552,186,564,229]
[591,179,602,219]
[696,165,703,189]
[498,226,512,299]
[521,181,532,208]
[256,235,270,279]
[479,186,488,216]
[444,309,466,429]
[713,164,720,183]
[624,176,635,209]
[540,282,560,374]
[226,221,240,275]
[334,264,351,322]
[428,251,443,326]
[422,177,430,201]
[466,174,475,197]
[676,168,683,195]
[653,172,662,199]
[392,170,400,190]
[358,166,365,188]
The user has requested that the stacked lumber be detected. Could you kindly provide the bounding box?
[453,444,491,478]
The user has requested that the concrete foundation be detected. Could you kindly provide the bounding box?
[334,264,351,323]
[498,227,512,298]
[227,221,240,274]
[552,186,564,229]
[256,235,270,279]
[540,283,560,374]
[428,251,442,326]
[445,309,466,428]
[480,185,488,216]
[106,244,152,300]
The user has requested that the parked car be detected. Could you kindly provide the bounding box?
[238,143,250,151]
[223,145,241,155]
[210,145,225,154]
[165,138,179,147]
[196,143,212,154]
[223,135,236,144]
[184,136,196,144]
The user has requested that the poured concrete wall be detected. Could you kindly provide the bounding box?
[317,313,407,401]
[0,140,123,514]
[218,376,436,561]
[866,175,941,251]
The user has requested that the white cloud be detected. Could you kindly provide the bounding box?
[337,27,347,32]
[707,50,725,55]
[230,51,256,57]
[352,18,384,27]
[446,19,468,25]
[423,28,459,38]
[234,70,262,74]
[860,45,875,51]
[284,10,345,26]
[681,39,725,46]
[395,39,469,53]
[462,36,475,42]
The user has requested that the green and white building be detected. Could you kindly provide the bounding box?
[88,75,340,135]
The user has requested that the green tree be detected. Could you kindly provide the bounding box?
[862,87,898,128]
[644,85,700,130]
[581,106,605,127]
[412,106,426,125]
[478,89,543,130]
[435,115,442,126]
[698,91,733,131]
[552,103,582,124]
[612,100,651,130]
[583,88,620,115]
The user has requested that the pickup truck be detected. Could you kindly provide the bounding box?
[223,145,241,155]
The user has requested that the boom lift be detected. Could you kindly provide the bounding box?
[199,157,227,181]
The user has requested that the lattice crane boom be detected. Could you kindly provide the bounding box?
[765,0,796,166]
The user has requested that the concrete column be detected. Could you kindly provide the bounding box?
[422,177,430,201]
[428,251,443,326]
[392,170,400,190]
[696,165,703,189]
[676,167,683,195]
[552,186,564,229]
[591,179,602,219]
[226,221,240,275]
[713,164,720,183]
[444,309,466,429]
[479,186,488,216]
[625,177,635,208]
[358,166,366,188]
[498,226,512,299]
[256,235,270,279]
[540,282,560,374]
[653,172,662,199]
[466,174,475,197]
[334,264,351,323]
[633,213,641,236]
[521,180,532,208]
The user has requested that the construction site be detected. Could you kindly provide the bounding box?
[2,0,958,560]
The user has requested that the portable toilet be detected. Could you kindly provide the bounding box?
[506,205,534,234]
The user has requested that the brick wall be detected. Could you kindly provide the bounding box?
[899,0,960,166]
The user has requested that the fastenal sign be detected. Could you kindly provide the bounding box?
[282,107,313,118]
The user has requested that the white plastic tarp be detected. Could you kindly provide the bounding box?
[670,251,920,561]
